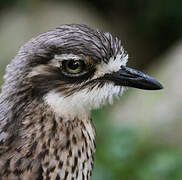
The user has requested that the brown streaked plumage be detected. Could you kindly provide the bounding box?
[0,24,162,180]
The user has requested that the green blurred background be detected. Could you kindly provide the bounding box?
[0,0,182,179]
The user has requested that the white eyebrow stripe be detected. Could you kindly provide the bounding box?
[54,54,83,61]
[49,54,85,67]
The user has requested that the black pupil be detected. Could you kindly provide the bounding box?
[68,60,80,70]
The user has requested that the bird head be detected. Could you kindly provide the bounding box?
[1,24,162,119]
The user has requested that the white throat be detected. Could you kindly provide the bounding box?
[44,84,124,121]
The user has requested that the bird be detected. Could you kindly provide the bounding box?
[0,24,163,180]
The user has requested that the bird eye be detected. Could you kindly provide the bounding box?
[63,60,85,74]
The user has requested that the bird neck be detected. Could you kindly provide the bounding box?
[21,102,96,179]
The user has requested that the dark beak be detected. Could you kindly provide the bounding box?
[104,65,163,90]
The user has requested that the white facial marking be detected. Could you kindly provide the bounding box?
[93,53,128,79]
[44,83,125,120]
[50,54,84,67]
[55,54,83,61]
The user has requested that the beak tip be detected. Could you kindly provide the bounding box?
[145,79,163,90]
[155,83,163,90]
[151,79,163,90]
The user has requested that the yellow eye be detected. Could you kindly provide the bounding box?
[64,60,85,74]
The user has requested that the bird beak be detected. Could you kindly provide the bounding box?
[105,65,163,90]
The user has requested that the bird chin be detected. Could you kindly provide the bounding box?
[44,83,125,120]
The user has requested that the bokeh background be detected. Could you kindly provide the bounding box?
[0,0,182,179]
